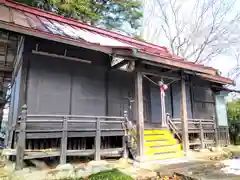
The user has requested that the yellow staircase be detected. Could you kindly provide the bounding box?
[144,129,184,161]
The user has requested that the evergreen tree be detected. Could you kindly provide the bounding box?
[227,99,240,144]
[15,0,142,36]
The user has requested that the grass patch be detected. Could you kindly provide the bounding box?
[88,169,133,180]
[58,169,133,180]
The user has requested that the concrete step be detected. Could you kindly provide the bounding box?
[145,151,184,161]
[144,139,178,146]
[144,134,173,141]
[145,144,182,155]
[144,129,170,135]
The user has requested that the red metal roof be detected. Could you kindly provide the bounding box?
[196,73,233,85]
[212,85,240,93]
[0,0,233,85]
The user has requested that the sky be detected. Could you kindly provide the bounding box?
[140,0,240,93]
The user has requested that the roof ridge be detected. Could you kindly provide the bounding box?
[3,0,169,52]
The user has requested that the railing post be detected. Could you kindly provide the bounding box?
[95,118,101,161]
[15,104,27,170]
[226,127,230,145]
[166,113,170,129]
[213,116,219,147]
[199,119,204,149]
[60,116,68,164]
[122,111,129,159]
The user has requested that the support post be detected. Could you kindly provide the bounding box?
[95,118,101,161]
[199,119,204,149]
[135,71,145,160]
[122,111,129,159]
[226,127,230,145]
[213,116,219,147]
[15,104,27,170]
[180,72,189,155]
[60,116,68,164]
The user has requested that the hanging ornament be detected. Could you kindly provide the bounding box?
[159,81,168,92]
[162,84,168,91]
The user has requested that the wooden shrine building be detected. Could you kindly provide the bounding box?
[0,0,233,169]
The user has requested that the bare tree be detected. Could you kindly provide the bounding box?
[227,50,240,94]
[228,51,240,80]
[141,0,240,64]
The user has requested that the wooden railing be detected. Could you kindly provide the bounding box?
[168,117,218,148]
[167,115,181,142]
[15,105,128,170]
[217,126,230,146]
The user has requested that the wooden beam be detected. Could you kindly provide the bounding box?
[112,49,216,75]
[135,71,145,160]
[8,36,26,150]
[140,68,180,80]
[32,50,91,64]
[135,51,216,75]
[11,36,24,85]
[141,60,179,71]
[111,60,128,69]
[180,72,189,155]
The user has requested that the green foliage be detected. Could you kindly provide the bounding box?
[227,99,240,121]
[14,0,142,35]
[57,169,133,180]
[88,169,133,180]
[227,99,240,144]
[97,1,142,31]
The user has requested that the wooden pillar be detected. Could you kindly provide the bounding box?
[122,111,129,159]
[15,104,27,170]
[135,71,144,160]
[213,116,219,147]
[180,73,189,155]
[60,116,68,164]
[199,119,204,149]
[95,118,101,161]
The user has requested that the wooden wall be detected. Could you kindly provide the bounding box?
[15,37,217,128]
[149,76,216,123]
[23,37,135,118]
[191,77,215,119]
